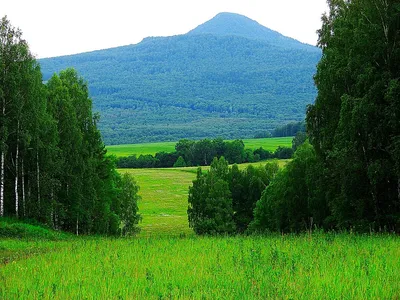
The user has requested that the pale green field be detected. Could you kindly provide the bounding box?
[2,234,399,299]
[119,168,196,236]
[106,137,292,157]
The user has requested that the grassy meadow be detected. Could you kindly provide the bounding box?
[120,160,289,237]
[106,137,292,157]
[119,168,196,236]
[1,161,400,299]
[1,234,399,299]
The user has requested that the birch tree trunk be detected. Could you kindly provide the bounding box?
[22,157,25,217]
[0,151,4,217]
[0,96,5,217]
[76,216,79,236]
[15,134,19,217]
[36,150,40,211]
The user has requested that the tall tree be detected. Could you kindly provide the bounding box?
[0,16,46,218]
[306,0,400,231]
[188,157,235,234]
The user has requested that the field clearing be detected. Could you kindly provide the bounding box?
[1,234,399,299]
[119,168,196,236]
[106,137,292,157]
[119,160,289,236]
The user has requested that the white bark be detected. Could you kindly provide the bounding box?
[0,93,5,217]
[15,137,19,217]
[22,158,25,217]
[0,151,4,216]
[50,188,54,229]
[398,178,400,203]
[36,150,40,209]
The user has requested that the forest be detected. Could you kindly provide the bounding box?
[39,13,321,145]
[0,17,140,235]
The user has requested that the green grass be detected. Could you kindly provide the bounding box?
[119,168,196,237]
[1,161,399,298]
[106,137,293,157]
[1,234,399,299]
[242,137,293,151]
[107,141,177,157]
[0,218,73,265]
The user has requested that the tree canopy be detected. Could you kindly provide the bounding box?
[0,16,140,235]
[188,157,279,234]
[250,0,400,233]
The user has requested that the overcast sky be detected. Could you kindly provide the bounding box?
[2,0,329,59]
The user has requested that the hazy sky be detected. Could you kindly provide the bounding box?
[2,0,329,59]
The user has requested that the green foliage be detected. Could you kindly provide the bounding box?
[108,138,292,166]
[39,14,320,144]
[306,0,400,231]
[250,142,327,233]
[230,162,279,232]
[173,156,187,168]
[274,146,294,159]
[272,121,305,137]
[116,137,292,168]
[117,173,141,235]
[292,131,307,151]
[0,218,70,240]
[188,157,280,234]
[0,17,141,236]
[188,157,236,234]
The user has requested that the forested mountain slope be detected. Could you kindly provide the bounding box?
[40,13,321,144]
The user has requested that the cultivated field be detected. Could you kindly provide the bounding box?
[106,137,292,157]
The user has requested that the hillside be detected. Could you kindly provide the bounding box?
[187,12,315,50]
[39,13,321,145]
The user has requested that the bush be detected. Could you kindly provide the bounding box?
[0,218,70,240]
[173,156,187,168]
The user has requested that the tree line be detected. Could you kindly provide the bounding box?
[188,157,280,234]
[188,0,400,234]
[117,138,296,169]
[0,17,140,235]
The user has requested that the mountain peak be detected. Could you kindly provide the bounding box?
[187,12,313,50]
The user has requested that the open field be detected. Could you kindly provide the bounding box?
[107,141,177,157]
[1,234,399,299]
[119,168,196,236]
[106,137,293,157]
[119,159,289,236]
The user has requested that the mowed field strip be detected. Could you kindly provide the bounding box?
[107,137,292,157]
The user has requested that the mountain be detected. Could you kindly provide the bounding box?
[187,12,314,50]
[39,13,321,145]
